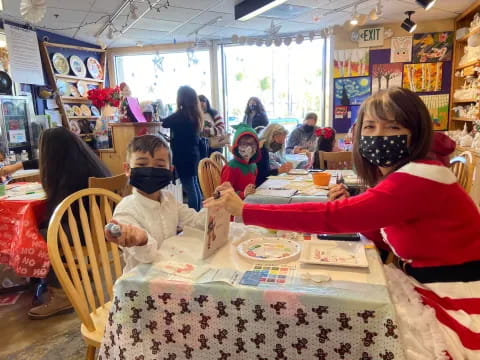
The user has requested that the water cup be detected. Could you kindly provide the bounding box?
[312,172,331,186]
[0,184,5,196]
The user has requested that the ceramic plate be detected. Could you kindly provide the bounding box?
[69,120,81,134]
[80,104,91,116]
[237,237,301,262]
[299,240,368,268]
[90,105,100,116]
[76,80,88,97]
[70,84,81,97]
[69,55,86,77]
[64,104,74,117]
[56,79,70,96]
[52,53,70,75]
[87,57,103,79]
[288,169,309,175]
[72,105,82,116]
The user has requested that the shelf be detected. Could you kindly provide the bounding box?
[3,114,26,117]
[453,99,478,103]
[79,133,94,137]
[61,96,90,103]
[67,116,100,120]
[456,60,480,71]
[451,117,478,121]
[55,74,103,84]
[458,26,480,42]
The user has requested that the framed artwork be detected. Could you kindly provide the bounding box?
[372,63,403,93]
[403,63,443,92]
[333,48,369,78]
[419,94,450,130]
[390,36,412,63]
[413,32,453,63]
[334,77,371,106]
[333,106,360,133]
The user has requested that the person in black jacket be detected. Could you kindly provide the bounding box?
[162,86,203,211]
[256,124,293,187]
[243,97,268,132]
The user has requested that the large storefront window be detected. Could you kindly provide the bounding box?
[222,39,330,132]
[114,49,211,112]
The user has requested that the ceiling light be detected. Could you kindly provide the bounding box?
[401,11,417,33]
[107,25,115,39]
[416,0,437,10]
[369,0,382,20]
[235,0,288,21]
[350,5,359,26]
[0,0,3,12]
[130,2,138,20]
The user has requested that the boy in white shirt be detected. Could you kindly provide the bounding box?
[105,134,205,273]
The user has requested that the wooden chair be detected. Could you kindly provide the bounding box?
[198,158,221,199]
[450,151,474,193]
[47,188,123,360]
[317,151,353,170]
[210,151,227,170]
[88,174,129,197]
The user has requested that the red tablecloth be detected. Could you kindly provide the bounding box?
[0,197,49,278]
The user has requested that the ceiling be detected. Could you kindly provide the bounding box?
[0,0,475,48]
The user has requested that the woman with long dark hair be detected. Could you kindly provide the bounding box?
[162,86,203,210]
[243,97,268,132]
[199,94,226,155]
[29,127,111,319]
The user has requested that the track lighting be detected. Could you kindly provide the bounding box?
[350,5,359,26]
[416,0,437,10]
[401,11,417,33]
[130,2,138,20]
[107,25,114,39]
[369,0,382,21]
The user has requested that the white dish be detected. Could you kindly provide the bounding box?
[299,240,368,268]
[288,169,309,175]
[237,237,301,263]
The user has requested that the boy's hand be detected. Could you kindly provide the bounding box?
[105,219,148,247]
[278,162,293,174]
[244,184,256,196]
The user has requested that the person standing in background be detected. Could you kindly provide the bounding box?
[243,97,268,132]
[199,95,226,156]
[162,86,203,211]
[286,112,319,154]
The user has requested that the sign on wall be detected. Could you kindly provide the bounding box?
[358,27,384,48]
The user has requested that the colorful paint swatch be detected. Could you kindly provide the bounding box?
[252,264,296,286]
[403,63,443,92]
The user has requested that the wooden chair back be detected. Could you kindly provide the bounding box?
[47,188,123,334]
[318,151,353,170]
[450,151,474,193]
[88,174,129,197]
[198,158,221,199]
[210,151,227,170]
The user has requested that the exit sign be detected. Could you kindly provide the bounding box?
[358,27,384,48]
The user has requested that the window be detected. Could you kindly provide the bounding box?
[114,49,211,111]
[222,38,331,132]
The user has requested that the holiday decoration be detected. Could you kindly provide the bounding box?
[87,86,121,109]
[20,0,47,24]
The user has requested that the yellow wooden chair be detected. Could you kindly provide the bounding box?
[47,188,123,360]
[318,151,353,170]
[210,151,227,170]
[88,174,129,197]
[450,151,474,193]
[198,158,221,199]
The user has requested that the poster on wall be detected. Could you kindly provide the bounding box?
[419,94,450,130]
[334,77,371,106]
[372,63,403,93]
[4,24,44,85]
[333,106,360,133]
[412,32,453,63]
[390,36,412,63]
[403,63,443,92]
[333,48,369,78]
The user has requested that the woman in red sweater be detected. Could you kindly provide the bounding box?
[205,88,480,359]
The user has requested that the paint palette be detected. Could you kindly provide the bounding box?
[237,237,301,263]
[252,263,296,286]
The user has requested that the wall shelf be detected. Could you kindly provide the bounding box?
[55,74,104,84]
[452,99,477,103]
[67,116,100,120]
[456,60,480,71]
[451,117,477,121]
[457,26,480,42]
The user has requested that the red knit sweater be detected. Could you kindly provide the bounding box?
[243,160,480,268]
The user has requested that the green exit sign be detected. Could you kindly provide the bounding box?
[358,27,384,48]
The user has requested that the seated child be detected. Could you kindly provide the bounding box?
[311,127,342,168]
[220,123,261,199]
[105,134,205,273]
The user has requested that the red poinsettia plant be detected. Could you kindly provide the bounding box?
[87,86,121,109]
[315,127,334,139]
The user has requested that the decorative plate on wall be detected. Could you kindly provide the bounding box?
[52,53,69,75]
[86,57,103,79]
[69,55,87,77]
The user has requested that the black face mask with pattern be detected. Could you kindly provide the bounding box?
[359,135,409,167]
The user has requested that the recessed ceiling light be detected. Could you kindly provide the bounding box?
[416,0,437,10]
[235,0,288,21]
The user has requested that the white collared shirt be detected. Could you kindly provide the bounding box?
[113,188,206,273]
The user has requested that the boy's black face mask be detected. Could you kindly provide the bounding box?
[129,167,172,194]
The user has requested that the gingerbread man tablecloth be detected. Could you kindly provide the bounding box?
[98,263,405,360]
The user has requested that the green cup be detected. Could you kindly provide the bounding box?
[0,184,5,196]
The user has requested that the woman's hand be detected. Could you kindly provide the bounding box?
[203,186,245,217]
[328,184,350,201]
[278,162,293,174]
[244,184,256,196]
[105,219,148,247]
[0,163,22,177]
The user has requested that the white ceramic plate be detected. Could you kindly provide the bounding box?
[237,237,301,262]
[299,240,368,268]
[69,55,87,77]
[288,169,309,175]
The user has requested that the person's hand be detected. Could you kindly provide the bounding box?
[0,164,19,177]
[328,184,350,201]
[293,146,303,154]
[278,162,293,174]
[203,188,245,217]
[105,219,148,247]
[215,182,234,192]
[244,184,256,196]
